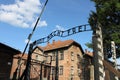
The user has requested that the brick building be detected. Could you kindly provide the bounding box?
[84,50,120,80]
[1,40,120,80]
[10,53,28,79]
[0,43,20,80]
[1,40,85,80]
[10,47,52,80]
[9,43,53,80]
[34,39,84,80]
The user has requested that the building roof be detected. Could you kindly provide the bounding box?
[37,39,84,53]
[103,60,120,78]
[14,53,28,60]
[0,42,21,55]
[84,49,93,57]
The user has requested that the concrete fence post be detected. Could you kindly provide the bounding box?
[92,23,104,80]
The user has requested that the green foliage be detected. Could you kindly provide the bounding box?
[88,0,120,58]
[85,42,93,49]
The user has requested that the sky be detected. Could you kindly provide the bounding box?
[0,0,120,67]
[0,0,95,51]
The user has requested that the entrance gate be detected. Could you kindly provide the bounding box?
[20,24,91,80]
[13,22,120,80]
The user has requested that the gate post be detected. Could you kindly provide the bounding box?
[111,41,119,80]
[24,43,33,80]
[19,43,33,80]
[92,23,104,80]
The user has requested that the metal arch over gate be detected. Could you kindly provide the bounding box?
[33,24,91,45]
[20,24,92,80]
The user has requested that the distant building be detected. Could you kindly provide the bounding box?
[84,50,120,80]
[0,43,20,80]
[83,50,94,80]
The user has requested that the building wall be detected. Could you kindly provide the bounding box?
[46,44,83,80]
[0,43,20,80]
[10,54,26,79]
[83,55,93,80]
[10,48,52,80]
[9,44,84,80]
[31,48,44,79]
[10,57,18,79]
[11,48,44,80]
[0,52,13,80]
[31,48,52,80]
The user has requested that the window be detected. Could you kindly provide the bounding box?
[77,54,80,59]
[77,54,81,63]
[52,52,56,61]
[51,67,55,75]
[8,62,11,65]
[36,55,39,60]
[78,68,82,76]
[59,50,64,60]
[36,54,43,61]
[71,75,74,80]
[71,52,74,61]
[59,66,63,75]
[71,66,74,75]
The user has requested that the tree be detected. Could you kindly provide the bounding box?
[88,0,120,58]
[85,41,93,49]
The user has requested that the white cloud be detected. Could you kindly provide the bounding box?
[54,25,65,31]
[0,0,47,28]
[39,20,47,27]
[31,20,47,28]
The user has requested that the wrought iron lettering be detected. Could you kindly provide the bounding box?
[78,26,82,32]
[33,24,91,45]
[56,30,63,36]
[72,27,76,34]
[67,29,71,35]
[47,33,54,41]
[37,38,46,44]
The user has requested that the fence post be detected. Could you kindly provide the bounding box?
[92,23,104,80]
[111,41,119,80]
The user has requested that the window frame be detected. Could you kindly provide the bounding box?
[71,66,74,75]
[52,51,56,61]
[71,52,74,61]
[59,65,63,75]
[51,67,55,75]
[59,50,64,60]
